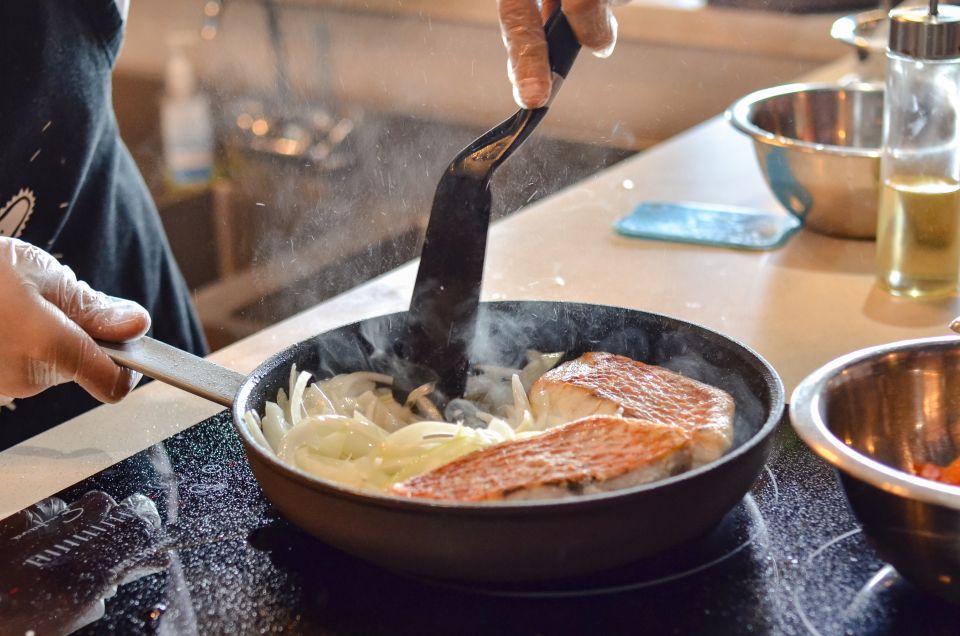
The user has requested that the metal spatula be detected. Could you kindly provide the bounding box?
[399,7,581,399]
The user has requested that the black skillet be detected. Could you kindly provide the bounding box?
[99,9,785,581]
[102,301,783,581]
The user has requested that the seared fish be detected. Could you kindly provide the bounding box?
[390,415,691,502]
[529,352,735,466]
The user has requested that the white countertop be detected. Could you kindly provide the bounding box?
[3,82,958,519]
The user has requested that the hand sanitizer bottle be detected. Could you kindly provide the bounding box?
[161,38,214,188]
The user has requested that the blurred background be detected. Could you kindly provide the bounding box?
[114,0,856,350]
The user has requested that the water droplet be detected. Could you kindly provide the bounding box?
[147,603,167,621]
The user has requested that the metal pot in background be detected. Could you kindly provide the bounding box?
[831,9,889,83]
[709,0,877,14]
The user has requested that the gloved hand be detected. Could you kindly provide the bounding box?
[498,0,621,108]
[0,237,150,407]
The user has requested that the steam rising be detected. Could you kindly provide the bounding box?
[219,113,630,334]
[127,3,632,347]
[294,301,770,452]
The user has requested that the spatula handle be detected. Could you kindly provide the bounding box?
[544,6,581,81]
[401,6,582,400]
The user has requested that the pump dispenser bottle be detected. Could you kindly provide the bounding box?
[876,1,960,297]
[160,38,214,188]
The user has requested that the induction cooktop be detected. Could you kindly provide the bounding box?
[2,412,959,635]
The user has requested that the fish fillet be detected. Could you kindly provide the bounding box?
[390,415,691,502]
[529,352,735,466]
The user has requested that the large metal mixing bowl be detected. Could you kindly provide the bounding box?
[726,82,882,239]
[791,337,960,603]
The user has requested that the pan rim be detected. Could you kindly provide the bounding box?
[232,300,785,514]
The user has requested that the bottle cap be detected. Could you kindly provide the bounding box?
[889,4,960,60]
[165,50,197,99]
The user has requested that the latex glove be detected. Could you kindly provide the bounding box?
[0,237,150,406]
[498,0,621,108]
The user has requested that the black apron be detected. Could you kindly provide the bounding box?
[0,1,208,449]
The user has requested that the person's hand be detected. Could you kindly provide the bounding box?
[498,0,621,109]
[0,237,150,407]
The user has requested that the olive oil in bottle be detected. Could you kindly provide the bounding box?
[876,175,960,297]
[877,4,960,298]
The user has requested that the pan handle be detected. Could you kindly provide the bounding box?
[98,337,245,408]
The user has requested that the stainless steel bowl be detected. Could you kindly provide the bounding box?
[791,337,960,603]
[726,82,882,239]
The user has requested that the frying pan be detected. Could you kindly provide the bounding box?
[100,9,782,581]
[101,300,784,581]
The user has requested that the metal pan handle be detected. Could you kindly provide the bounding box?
[98,337,245,408]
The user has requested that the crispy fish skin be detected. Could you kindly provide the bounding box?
[529,352,735,466]
[390,416,691,502]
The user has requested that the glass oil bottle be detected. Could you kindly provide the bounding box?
[876,1,960,298]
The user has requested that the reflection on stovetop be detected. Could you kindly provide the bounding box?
[2,413,960,635]
[426,490,767,599]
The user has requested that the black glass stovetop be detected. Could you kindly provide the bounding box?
[2,412,960,635]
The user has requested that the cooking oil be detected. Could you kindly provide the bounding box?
[876,175,960,297]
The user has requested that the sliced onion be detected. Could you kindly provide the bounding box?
[243,410,273,453]
[262,352,556,492]
[262,401,290,451]
[289,370,312,426]
[303,384,336,416]
[511,374,532,427]
[403,382,434,409]
[278,413,387,463]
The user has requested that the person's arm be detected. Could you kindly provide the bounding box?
[498,0,619,109]
[0,238,150,407]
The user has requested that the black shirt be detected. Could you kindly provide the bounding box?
[0,1,208,449]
